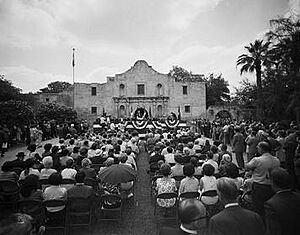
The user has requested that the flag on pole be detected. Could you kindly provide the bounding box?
[72,48,75,67]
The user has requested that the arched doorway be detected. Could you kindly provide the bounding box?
[157,105,163,117]
[119,105,125,117]
[134,107,149,119]
[215,110,232,120]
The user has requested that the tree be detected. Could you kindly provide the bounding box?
[0,75,21,101]
[40,81,72,93]
[267,17,300,122]
[0,100,34,126]
[237,40,270,120]
[206,73,230,108]
[36,102,77,123]
[168,66,205,82]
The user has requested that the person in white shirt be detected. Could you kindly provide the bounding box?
[61,159,77,180]
[164,147,175,165]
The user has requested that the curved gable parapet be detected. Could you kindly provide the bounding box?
[112,60,169,80]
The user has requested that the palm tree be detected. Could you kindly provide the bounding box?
[237,40,270,120]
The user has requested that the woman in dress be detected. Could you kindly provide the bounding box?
[155,163,177,208]
[178,164,199,195]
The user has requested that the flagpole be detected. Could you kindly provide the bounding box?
[72,48,75,108]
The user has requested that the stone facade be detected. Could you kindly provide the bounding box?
[37,90,73,107]
[74,60,206,122]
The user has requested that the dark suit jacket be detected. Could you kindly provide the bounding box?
[232,133,245,153]
[265,191,300,235]
[67,184,94,200]
[208,205,265,235]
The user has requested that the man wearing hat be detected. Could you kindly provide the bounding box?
[9,152,26,170]
[159,199,207,235]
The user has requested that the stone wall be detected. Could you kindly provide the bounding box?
[38,90,73,107]
[74,60,206,122]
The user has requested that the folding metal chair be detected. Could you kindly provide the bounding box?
[154,192,178,225]
[98,194,122,222]
[200,190,219,217]
[179,191,200,200]
[67,198,93,234]
[43,199,67,235]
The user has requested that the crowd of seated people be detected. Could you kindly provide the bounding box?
[147,127,300,235]
[1,120,300,234]
[0,129,139,232]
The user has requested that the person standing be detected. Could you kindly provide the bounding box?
[245,141,280,217]
[245,130,259,162]
[0,125,5,157]
[284,130,300,189]
[232,127,245,169]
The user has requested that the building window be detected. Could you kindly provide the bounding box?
[119,105,125,117]
[157,83,162,96]
[137,84,145,95]
[91,87,97,96]
[157,105,162,117]
[183,86,188,95]
[120,84,125,96]
[184,105,191,113]
[91,107,97,114]
[45,98,49,102]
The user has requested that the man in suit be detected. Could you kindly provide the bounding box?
[159,199,207,235]
[232,127,245,169]
[264,167,300,235]
[8,152,26,170]
[208,177,265,235]
[67,171,95,203]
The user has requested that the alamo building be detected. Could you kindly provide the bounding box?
[40,60,206,122]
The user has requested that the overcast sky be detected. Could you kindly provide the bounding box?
[0,0,299,93]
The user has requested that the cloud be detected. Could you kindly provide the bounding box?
[158,42,256,93]
[0,65,70,92]
[286,0,300,17]
[0,0,224,50]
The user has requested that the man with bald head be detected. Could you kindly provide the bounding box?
[159,199,207,235]
[208,177,265,235]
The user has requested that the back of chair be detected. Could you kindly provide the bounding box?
[179,191,200,199]
[201,190,218,197]
[61,178,75,185]
[68,197,92,213]
[0,180,19,195]
[43,199,66,208]
[156,192,178,200]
